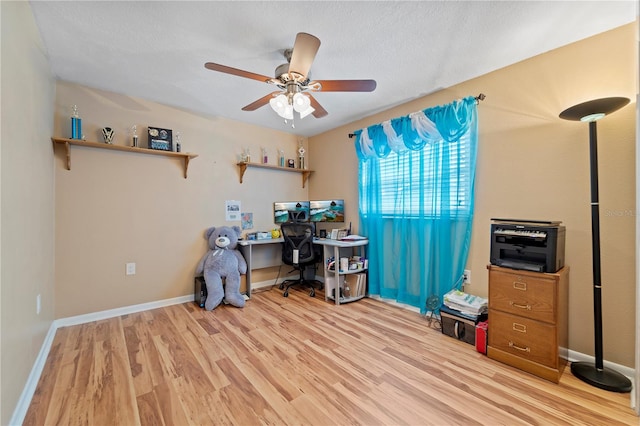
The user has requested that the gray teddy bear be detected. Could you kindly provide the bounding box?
[195,225,247,310]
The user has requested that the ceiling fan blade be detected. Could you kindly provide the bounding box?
[288,33,321,78]
[204,62,273,84]
[307,94,328,118]
[310,79,377,92]
[241,91,281,111]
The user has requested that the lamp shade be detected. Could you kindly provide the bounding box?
[269,94,288,116]
[559,97,629,122]
[293,93,311,112]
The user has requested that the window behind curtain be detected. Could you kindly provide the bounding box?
[361,132,472,218]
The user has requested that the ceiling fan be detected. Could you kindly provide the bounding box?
[204,32,376,120]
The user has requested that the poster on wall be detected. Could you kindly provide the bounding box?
[225,200,241,221]
[241,213,253,230]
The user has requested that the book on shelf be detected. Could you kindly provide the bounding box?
[345,273,366,297]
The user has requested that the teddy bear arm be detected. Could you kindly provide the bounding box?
[233,250,247,274]
[195,251,209,276]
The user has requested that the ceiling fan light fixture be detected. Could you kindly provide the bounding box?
[292,93,311,112]
[283,104,294,120]
[299,105,315,119]
[269,94,288,116]
[205,32,376,124]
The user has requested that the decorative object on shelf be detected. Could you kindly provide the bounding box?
[70,104,82,140]
[101,127,115,144]
[262,147,268,164]
[287,159,295,168]
[147,126,173,151]
[298,139,306,169]
[175,131,181,152]
[245,148,251,162]
[279,149,285,167]
[559,96,631,393]
[131,125,139,147]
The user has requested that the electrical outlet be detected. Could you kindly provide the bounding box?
[37,294,41,315]
[126,262,136,275]
[463,269,471,285]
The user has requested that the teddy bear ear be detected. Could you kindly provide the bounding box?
[205,227,216,239]
[232,226,241,236]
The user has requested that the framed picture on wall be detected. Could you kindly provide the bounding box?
[147,126,173,151]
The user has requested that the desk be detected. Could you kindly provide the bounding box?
[239,237,368,302]
[238,238,283,297]
[314,238,369,305]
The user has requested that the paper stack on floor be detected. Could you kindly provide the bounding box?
[443,289,488,316]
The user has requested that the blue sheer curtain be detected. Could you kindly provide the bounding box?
[355,97,478,313]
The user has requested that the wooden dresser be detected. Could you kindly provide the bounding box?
[487,265,569,383]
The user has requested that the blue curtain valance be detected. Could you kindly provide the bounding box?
[354,96,477,160]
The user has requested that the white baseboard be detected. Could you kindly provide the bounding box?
[55,295,194,328]
[250,274,303,291]
[9,321,58,426]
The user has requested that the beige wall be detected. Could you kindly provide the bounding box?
[1,2,57,424]
[309,23,637,368]
[53,82,308,318]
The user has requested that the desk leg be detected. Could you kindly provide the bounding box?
[241,245,253,298]
[334,245,341,306]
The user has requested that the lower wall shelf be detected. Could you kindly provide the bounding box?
[236,162,312,188]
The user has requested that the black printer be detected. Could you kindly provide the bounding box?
[490,218,565,273]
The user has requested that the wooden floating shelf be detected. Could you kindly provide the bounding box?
[237,162,313,188]
[52,137,198,178]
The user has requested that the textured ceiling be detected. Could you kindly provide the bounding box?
[30,1,636,137]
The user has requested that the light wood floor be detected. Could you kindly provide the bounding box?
[25,286,638,425]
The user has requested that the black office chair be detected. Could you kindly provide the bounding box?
[279,222,322,297]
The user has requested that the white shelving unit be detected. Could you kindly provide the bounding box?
[314,238,368,305]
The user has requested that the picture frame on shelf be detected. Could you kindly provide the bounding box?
[147,126,173,151]
[337,229,349,239]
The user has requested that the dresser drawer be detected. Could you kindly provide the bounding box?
[488,310,557,368]
[489,268,557,323]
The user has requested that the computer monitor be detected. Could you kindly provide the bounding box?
[274,201,310,223]
[310,199,344,222]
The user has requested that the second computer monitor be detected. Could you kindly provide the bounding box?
[310,199,344,222]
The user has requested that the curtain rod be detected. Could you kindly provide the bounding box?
[348,93,486,138]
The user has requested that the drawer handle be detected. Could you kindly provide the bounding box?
[454,321,465,339]
[513,281,527,291]
[510,301,532,310]
[509,341,530,352]
[512,322,527,333]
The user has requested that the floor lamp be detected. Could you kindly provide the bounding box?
[559,97,632,393]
